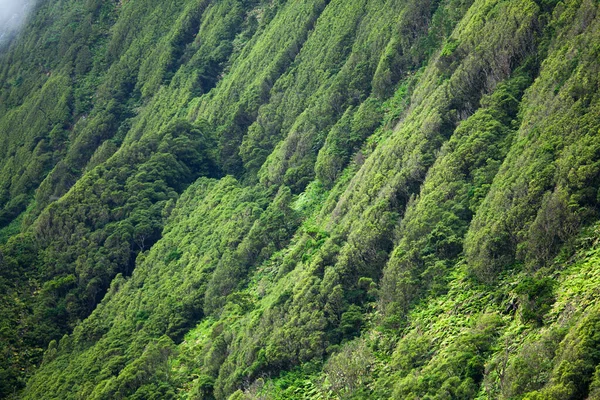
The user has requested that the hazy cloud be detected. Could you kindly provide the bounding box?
[0,0,36,46]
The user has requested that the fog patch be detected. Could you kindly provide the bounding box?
[0,0,36,47]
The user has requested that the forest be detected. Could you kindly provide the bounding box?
[0,0,600,398]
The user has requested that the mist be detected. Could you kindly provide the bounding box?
[0,0,36,47]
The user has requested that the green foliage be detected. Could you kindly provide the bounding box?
[392,314,504,399]
[465,0,600,282]
[1,0,600,399]
[515,277,556,325]
[380,70,532,319]
[323,339,374,398]
[203,186,300,315]
[315,99,383,188]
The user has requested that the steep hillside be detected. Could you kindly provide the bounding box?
[1,0,600,399]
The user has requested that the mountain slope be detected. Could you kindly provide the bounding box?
[1,0,600,399]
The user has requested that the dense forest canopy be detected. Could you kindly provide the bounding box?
[0,0,600,399]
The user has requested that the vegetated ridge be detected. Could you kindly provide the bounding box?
[0,0,600,399]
